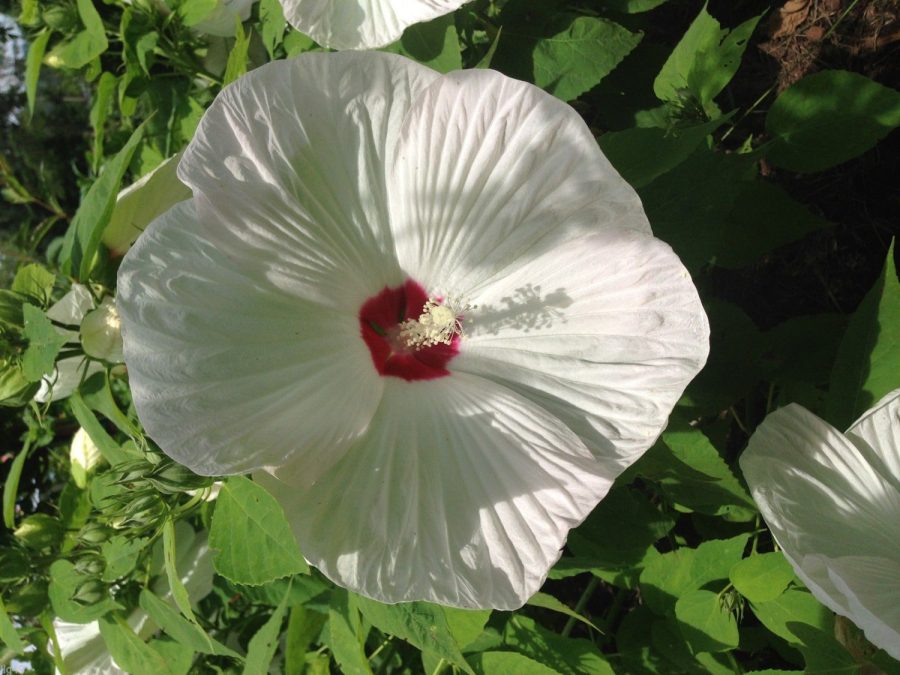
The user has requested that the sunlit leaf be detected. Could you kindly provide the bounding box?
[208,476,308,585]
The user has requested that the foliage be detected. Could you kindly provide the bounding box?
[1,0,898,673]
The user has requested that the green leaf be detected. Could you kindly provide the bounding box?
[12,264,56,304]
[635,417,756,520]
[640,535,748,616]
[766,71,900,172]
[750,589,832,645]
[599,115,728,188]
[14,513,63,550]
[0,594,25,653]
[504,616,614,675]
[526,592,600,632]
[441,607,491,650]
[790,623,858,673]
[223,21,251,86]
[208,476,307,585]
[327,589,372,675]
[101,535,146,581]
[602,0,671,12]
[89,72,118,173]
[60,123,146,280]
[99,614,178,675]
[243,583,291,674]
[176,0,217,27]
[566,486,674,588]
[285,605,328,675]
[46,0,109,69]
[3,442,30,528]
[19,0,39,25]
[163,518,198,626]
[235,575,327,607]
[259,0,286,59]
[22,303,68,382]
[25,30,51,119]
[675,589,739,653]
[355,597,473,674]
[654,5,760,114]
[468,651,558,675]
[827,242,899,428]
[69,392,133,466]
[49,559,122,623]
[150,639,194,675]
[140,589,240,658]
[637,147,756,271]
[80,371,140,438]
[0,290,26,328]
[730,552,796,603]
[493,14,641,101]
[384,14,461,74]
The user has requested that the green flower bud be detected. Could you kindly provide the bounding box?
[78,522,113,545]
[14,513,63,550]
[72,579,107,606]
[0,548,30,582]
[5,579,49,617]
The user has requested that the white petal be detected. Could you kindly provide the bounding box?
[740,404,900,657]
[118,200,384,477]
[47,284,94,325]
[34,357,104,404]
[53,619,125,675]
[194,0,255,37]
[103,152,192,256]
[454,229,708,476]
[257,373,613,610]
[826,556,900,660]
[389,68,650,294]
[178,52,440,313]
[846,388,900,487]
[742,405,900,560]
[280,0,468,50]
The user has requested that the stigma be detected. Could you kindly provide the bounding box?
[399,297,468,349]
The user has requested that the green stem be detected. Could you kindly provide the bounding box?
[561,576,601,638]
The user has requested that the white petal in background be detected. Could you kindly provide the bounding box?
[117,200,385,478]
[257,373,614,610]
[178,52,440,312]
[280,0,468,50]
[455,228,709,477]
[740,391,900,659]
[194,0,255,37]
[103,152,192,256]
[390,67,650,294]
[35,285,102,404]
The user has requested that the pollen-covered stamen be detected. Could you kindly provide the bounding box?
[399,297,469,349]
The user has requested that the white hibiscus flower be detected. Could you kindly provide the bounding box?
[740,390,900,659]
[280,0,470,50]
[117,52,709,609]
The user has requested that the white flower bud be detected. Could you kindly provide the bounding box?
[80,298,124,363]
[70,428,103,488]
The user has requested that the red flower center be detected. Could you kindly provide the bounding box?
[358,279,460,381]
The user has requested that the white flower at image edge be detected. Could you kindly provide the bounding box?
[51,523,214,675]
[35,285,123,403]
[740,390,900,659]
[280,0,469,50]
[117,52,710,609]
